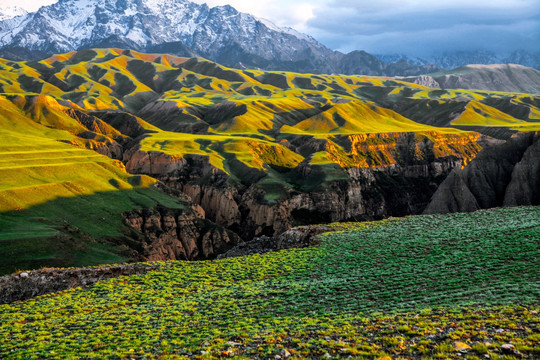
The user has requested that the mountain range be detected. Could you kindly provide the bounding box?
[402,64,540,94]
[0,0,537,76]
[377,50,540,71]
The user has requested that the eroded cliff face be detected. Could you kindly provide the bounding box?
[178,160,464,239]
[425,132,540,214]
[123,205,241,261]
[122,133,474,240]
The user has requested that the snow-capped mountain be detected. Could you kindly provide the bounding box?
[0,0,538,75]
[0,6,28,21]
[0,0,443,76]
[0,0,339,73]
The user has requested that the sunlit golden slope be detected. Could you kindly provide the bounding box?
[452,100,540,131]
[0,95,157,212]
[1,48,539,184]
[1,48,539,273]
[0,90,182,274]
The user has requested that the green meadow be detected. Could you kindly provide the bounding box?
[1,206,538,359]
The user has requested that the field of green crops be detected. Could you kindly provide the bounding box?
[1,206,539,359]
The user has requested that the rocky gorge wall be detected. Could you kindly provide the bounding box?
[180,161,464,239]
[123,149,464,240]
[425,132,540,214]
[107,131,540,263]
[122,204,241,261]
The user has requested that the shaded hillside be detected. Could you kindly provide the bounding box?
[0,92,240,275]
[402,64,540,93]
[1,49,539,272]
[425,132,540,214]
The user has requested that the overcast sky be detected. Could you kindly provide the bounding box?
[1,0,539,57]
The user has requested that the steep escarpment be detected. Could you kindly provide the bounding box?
[425,132,540,214]
[123,205,241,261]
[125,131,479,239]
[180,159,463,239]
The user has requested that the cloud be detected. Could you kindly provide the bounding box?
[4,0,539,56]
[303,0,540,55]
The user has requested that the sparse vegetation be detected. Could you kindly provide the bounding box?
[1,206,538,359]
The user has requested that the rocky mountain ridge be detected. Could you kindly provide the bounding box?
[0,0,436,76]
[401,64,540,94]
[377,50,540,71]
[1,1,538,75]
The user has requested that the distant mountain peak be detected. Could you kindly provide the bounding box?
[402,63,540,93]
[377,50,540,71]
[0,0,334,67]
[0,0,443,76]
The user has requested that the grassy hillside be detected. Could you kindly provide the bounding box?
[1,206,538,359]
[0,92,189,274]
[1,49,539,179]
[1,49,540,273]
[5,48,533,187]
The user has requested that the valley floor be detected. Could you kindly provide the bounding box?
[0,206,539,359]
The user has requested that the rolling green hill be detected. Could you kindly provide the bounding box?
[2,48,539,180]
[1,206,538,359]
[0,92,183,274]
[1,48,540,273]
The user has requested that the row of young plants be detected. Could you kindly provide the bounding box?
[0,206,538,359]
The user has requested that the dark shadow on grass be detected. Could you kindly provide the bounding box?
[0,187,186,275]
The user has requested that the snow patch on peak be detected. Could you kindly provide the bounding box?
[281,27,315,42]
[0,6,28,21]
[256,16,315,43]
[142,0,177,13]
[257,17,281,32]
[0,0,336,71]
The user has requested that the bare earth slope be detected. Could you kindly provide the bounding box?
[403,64,540,93]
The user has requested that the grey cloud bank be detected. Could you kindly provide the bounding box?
[3,0,539,57]
[304,0,540,56]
